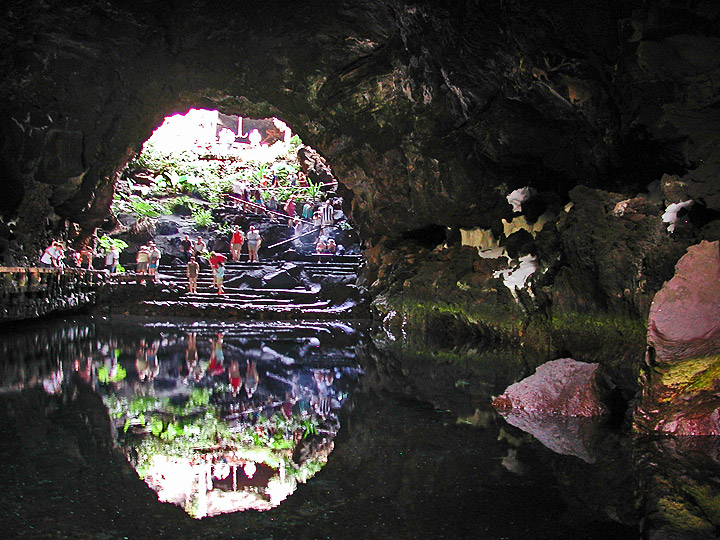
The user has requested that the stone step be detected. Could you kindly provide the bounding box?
[182,289,320,300]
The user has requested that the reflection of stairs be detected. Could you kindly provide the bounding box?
[134,257,366,320]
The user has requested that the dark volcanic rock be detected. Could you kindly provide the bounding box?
[263,270,300,289]
[492,358,608,417]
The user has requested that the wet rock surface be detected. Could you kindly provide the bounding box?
[492,358,608,417]
[647,241,720,363]
[635,240,720,435]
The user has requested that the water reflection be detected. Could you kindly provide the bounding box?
[0,317,364,518]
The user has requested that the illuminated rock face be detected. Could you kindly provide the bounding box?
[492,358,607,418]
[635,241,720,435]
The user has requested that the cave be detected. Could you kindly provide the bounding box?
[2,1,720,538]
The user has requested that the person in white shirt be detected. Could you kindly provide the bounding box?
[40,241,63,268]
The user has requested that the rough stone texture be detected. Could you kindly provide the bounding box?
[635,241,720,435]
[492,358,608,417]
[647,241,720,363]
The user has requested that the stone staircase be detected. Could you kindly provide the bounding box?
[127,256,367,320]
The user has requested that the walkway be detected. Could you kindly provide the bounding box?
[0,267,111,321]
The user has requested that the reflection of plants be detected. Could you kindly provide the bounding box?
[300,417,318,438]
[98,364,126,383]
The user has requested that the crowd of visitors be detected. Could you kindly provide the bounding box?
[37,176,349,299]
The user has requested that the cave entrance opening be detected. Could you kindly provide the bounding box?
[109,108,358,268]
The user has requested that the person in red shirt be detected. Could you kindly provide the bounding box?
[230,226,244,261]
[208,251,227,287]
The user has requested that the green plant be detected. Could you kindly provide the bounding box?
[131,197,167,218]
[193,209,214,228]
[304,180,323,201]
[98,235,129,254]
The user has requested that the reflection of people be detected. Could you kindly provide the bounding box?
[136,339,159,381]
[244,360,259,398]
[208,333,225,376]
[229,360,242,395]
[185,333,198,379]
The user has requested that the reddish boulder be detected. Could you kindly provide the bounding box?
[492,358,607,417]
[647,240,720,363]
[635,240,720,435]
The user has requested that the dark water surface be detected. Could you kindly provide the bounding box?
[0,316,715,539]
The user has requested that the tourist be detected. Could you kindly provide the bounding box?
[209,251,227,287]
[266,195,279,216]
[186,255,199,293]
[192,235,207,256]
[297,171,308,187]
[253,189,264,208]
[321,200,334,235]
[180,234,192,262]
[136,245,150,274]
[40,241,63,268]
[283,195,296,226]
[104,243,120,273]
[215,260,225,295]
[315,238,328,254]
[326,238,337,255]
[312,209,322,238]
[80,246,94,269]
[148,241,161,281]
[292,218,304,249]
[230,226,245,261]
[246,225,262,262]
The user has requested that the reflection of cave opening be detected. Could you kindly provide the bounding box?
[108,109,360,265]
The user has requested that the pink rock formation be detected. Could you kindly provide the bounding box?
[647,240,720,363]
[492,358,607,417]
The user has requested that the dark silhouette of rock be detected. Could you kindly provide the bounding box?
[155,219,179,236]
[263,270,300,289]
